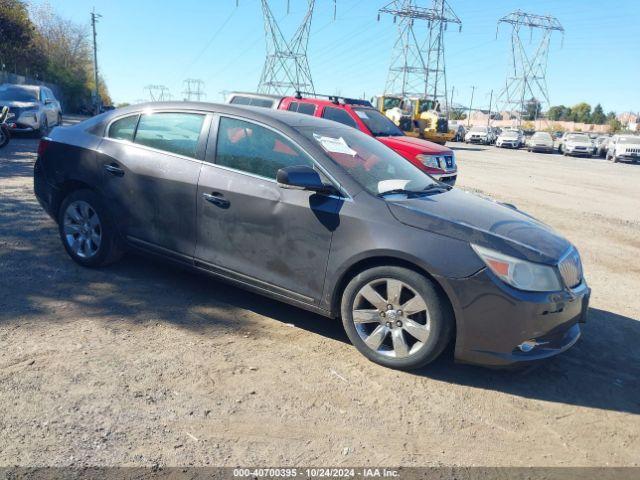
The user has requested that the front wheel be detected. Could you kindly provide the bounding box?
[58,189,123,268]
[340,266,453,370]
[37,116,49,137]
[0,125,9,148]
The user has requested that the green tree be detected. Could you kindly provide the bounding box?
[449,108,467,120]
[591,104,606,124]
[547,105,571,121]
[571,102,592,123]
[0,0,46,74]
[609,117,623,133]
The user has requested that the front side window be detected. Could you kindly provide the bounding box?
[108,115,139,142]
[297,125,436,195]
[134,112,205,158]
[216,117,313,179]
[322,106,358,129]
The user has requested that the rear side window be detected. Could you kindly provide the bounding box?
[108,115,139,142]
[322,106,357,128]
[288,102,316,116]
[134,113,205,158]
[229,96,274,108]
[230,96,251,105]
[216,117,313,179]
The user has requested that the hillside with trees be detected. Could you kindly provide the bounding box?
[0,0,110,111]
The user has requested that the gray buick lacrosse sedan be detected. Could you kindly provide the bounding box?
[34,102,589,370]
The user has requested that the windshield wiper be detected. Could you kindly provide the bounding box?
[377,183,451,198]
[377,188,421,197]
[422,182,452,192]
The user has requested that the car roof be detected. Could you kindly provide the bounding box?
[102,101,350,130]
[0,83,40,91]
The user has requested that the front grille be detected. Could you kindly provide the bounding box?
[624,148,640,154]
[559,249,583,289]
[574,146,587,150]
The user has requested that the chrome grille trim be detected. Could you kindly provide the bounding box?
[558,248,583,289]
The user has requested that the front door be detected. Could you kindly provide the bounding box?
[99,111,208,257]
[195,116,341,303]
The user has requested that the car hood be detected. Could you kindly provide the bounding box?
[565,140,592,147]
[0,100,39,109]
[378,135,451,155]
[386,188,571,264]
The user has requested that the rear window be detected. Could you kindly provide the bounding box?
[230,96,275,108]
[108,115,139,142]
[134,112,205,158]
[322,106,357,129]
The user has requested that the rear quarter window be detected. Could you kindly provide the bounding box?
[108,115,139,142]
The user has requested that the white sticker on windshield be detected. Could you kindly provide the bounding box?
[378,179,410,194]
[354,110,369,119]
[313,134,357,156]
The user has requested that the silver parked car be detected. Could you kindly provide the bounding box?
[496,129,523,148]
[526,132,555,153]
[0,84,62,136]
[558,133,593,157]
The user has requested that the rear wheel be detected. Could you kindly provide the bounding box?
[340,266,453,370]
[58,189,123,267]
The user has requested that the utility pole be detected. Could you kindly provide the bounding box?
[449,85,454,120]
[486,89,493,127]
[467,85,475,127]
[90,9,102,115]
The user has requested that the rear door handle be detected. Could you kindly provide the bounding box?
[203,192,230,208]
[104,164,125,177]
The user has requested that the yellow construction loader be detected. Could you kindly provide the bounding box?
[373,95,455,145]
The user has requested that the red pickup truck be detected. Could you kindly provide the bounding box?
[227,92,458,185]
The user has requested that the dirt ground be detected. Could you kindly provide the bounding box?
[1,130,639,468]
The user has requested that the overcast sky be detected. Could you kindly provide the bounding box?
[31,0,640,113]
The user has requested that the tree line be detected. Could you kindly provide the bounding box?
[0,0,110,112]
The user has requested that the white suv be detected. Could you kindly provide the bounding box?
[606,135,640,163]
[0,84,63,137]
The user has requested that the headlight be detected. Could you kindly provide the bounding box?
[472,244,563,292]
[416,154,441,169]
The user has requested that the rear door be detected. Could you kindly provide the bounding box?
[195,115,341,303]
[99,111,209,258]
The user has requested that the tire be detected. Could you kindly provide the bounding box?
[57,189,123,268]
[57,113,63,126]
[0,125,9,148]
[37,116,49,137]
[340,266,453,370]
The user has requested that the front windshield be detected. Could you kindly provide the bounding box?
[0,85,38,102]
[566,134,589,142]
[617,136,640,145]
[296,125,437,196]
[533,132,552,140]
[470,126,488,133]
[501,131,519,138]
[354,108,404,137]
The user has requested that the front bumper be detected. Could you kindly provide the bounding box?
[615,153,640,162]
[466,137,487,144]
[444,268,590,367]
[529,145,554,152]
[565,148,592,156]
[497,141,519,148]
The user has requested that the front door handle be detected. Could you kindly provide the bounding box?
[104,164,125,177]
[203,192,230,208]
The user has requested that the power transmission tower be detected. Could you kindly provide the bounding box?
[90,9,102,115]
[182,79,206,101]
[495,10,564,126]
[145,85,171,102]
[253,0,335,95]
[379,0,460,107]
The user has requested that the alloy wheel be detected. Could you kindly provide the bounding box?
[352,278,431,359]
[63,200,102,259]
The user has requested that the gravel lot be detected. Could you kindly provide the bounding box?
[1,130,639,467]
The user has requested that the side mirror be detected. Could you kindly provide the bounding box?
[276,165,330,193]
[44,99,53,105]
